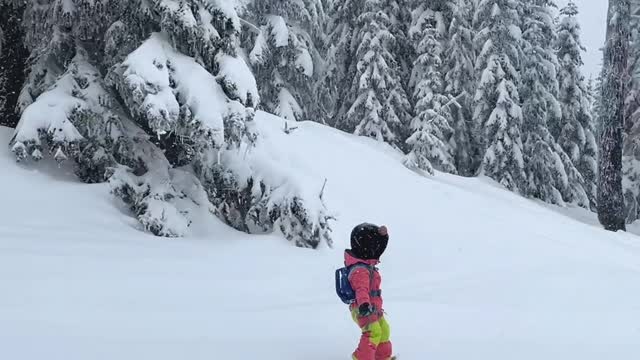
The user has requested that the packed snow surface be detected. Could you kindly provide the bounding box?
[1,113,640,360]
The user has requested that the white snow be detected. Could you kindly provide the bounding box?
[233,0,252,13]
[197,6,220,40]
[11,52,112,150]
[266,15,290,48]
[119,33,241,144]
[171,48,228,143]
[216,53,259,105]
[249,30,268,65]
[275,87,303,121]
[2,113,640,359]
[59,0,76,16]
[295,47,314,77]
[13,79,84,146]
[221,112,328,225]
[207,0,241,31]
[120,34,181,135]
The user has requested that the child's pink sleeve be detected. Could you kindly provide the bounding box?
[349,267,371,306]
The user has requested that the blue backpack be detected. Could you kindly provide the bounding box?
[335,263,374,304]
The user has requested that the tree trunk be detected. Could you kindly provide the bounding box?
[597,0,631,231]
[0,2,28,128]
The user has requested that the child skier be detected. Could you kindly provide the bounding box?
[344,223,393,360]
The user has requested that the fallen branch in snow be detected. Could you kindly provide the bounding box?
[319,178,327,200]
[283,122,299,134]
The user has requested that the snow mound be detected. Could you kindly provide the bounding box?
[227,112,328,218]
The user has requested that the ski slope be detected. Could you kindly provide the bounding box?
[1,113,640,360]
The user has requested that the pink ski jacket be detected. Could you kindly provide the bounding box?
[345,250,384,323]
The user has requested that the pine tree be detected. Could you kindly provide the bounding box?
[521,0,565,205]
[625,2,640,131]
[472,0,525,192]
[444,0,476,176]
[388,0,414,83]
[242,0,325,122]
[0,1,28,128]
[404,2,455,174]
[598,0,630,232]
[317,0,354,125]
[329,0,412,147]
[519,0,590,207]
[555,1,597,207]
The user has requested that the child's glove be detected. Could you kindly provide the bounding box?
[358,302,373,317]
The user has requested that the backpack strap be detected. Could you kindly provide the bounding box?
[347,263,380,298]
[347,263,372,279]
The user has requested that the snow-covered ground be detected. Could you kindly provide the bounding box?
[1,113,640,360]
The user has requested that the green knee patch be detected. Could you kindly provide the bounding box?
[365,322,383,346]
[379,318,391,342]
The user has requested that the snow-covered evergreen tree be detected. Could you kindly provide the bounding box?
[520,0,590,207]
[555,1,598,207]
[444,0,476,176]
[624,1,640,132]
[520,0,565,204]
[388,0,414,83]
[472,0,525,192]
[554,0,587,141]
[8,0,333,248]
[316,0,351,125]
[598,0,630,231]
[328,0,412,147]
[242,0,325,122]
[404,2,455,174]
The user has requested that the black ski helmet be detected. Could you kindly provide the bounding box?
[350,223,389,260]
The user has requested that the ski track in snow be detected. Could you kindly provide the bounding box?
[1,114,640,360]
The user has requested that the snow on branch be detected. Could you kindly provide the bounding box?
[109,33,232,146]
[11,51,93,163]
[216,52,259,107]
[208,114,335,248]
